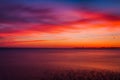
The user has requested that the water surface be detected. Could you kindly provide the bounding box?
[0,49,120,72]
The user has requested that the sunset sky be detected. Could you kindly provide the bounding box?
[0,0,120,48]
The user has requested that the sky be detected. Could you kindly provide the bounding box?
[0,0,120,48]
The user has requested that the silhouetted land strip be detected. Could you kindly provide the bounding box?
[0,47,120,50]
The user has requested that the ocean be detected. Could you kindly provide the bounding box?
[0,48,120,80]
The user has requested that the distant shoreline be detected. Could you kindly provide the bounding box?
[0,47,120,49]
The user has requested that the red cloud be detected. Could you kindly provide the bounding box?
[0,4,120,36]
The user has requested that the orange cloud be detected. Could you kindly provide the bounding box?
[0,8,120,48]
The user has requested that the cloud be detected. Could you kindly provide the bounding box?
[0,2,120,35]
[0,24,26,33]
[0,4,58,23]
[103,14,120,21]
[0,36,5,40]
[0,3,80,34]
[0,4,64,33]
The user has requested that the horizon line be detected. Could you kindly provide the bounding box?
[0,47,120,49]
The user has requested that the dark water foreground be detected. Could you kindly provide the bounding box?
[0,68,120,80]
[0,48,120,80]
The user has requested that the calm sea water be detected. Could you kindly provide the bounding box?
[0,49,120,72]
